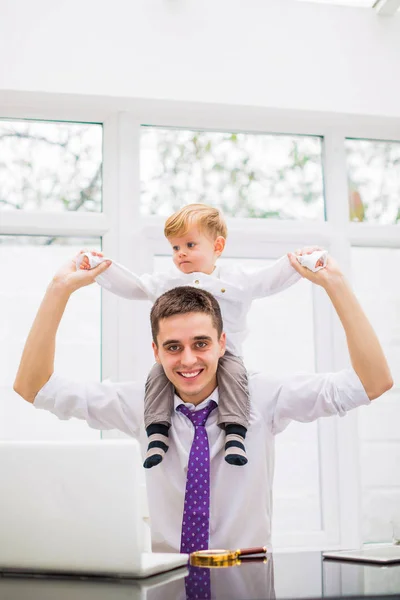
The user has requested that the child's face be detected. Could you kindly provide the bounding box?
[168,227,224,275]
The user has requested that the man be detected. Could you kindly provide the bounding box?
[14,250,392,553]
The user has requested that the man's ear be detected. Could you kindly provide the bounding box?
[219,332,226,357]
[152,341,161,364]
[214,236,226,257]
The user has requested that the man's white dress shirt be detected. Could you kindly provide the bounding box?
[34,368,370,552]
[84,255,301,355]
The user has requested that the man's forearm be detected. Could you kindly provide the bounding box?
[324,275,393,400]
[14,281,72,403]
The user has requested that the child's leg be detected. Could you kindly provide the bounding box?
[217,352,250,466]
[143,363,175,469]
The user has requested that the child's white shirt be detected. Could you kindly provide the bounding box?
[79,253,311,356]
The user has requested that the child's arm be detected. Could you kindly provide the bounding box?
[76,252,157,301]
[77,253,151,300]
[239,248,327,300]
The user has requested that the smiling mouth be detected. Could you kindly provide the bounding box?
[177,369,204,380]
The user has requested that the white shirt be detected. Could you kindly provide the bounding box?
[34,368,370,552]
[86,255,301,355]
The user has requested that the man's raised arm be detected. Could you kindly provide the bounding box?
[288,250,393,401]
[14,251,111,403]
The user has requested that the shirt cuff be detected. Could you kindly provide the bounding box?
[334,368,370,411]
[34,372,65,410]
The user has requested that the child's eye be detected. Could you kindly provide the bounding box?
[187,242,195,248]
[172,246,179,252]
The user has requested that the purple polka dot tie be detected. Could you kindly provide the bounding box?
[185,564,211,600]
[177,400,217,554]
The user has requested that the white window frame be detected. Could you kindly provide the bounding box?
[1,90,399,550]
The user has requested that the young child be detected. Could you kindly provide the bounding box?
[77,204,327,469]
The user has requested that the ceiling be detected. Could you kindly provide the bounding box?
[296,0,400,12]
[296,1,374,6]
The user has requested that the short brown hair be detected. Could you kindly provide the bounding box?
[164,203,227,240]
[150,286,223,345]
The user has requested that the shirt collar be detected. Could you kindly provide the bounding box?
[174,387,219,413]
[170,264,220,279]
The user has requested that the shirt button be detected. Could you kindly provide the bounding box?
[221,288,226,293]
[194,280,200,285]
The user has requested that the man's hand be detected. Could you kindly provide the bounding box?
[52,250,112,294]
[288,246,343,289]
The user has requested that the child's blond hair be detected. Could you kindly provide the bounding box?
[164,204,227,241]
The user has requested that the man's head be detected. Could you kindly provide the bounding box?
[164,203,227,275]
[150,287,226,405]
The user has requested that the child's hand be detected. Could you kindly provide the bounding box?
[78,250,104,270]
[80,255,91,270]
[294,246,322,258]
[294,246,326,269]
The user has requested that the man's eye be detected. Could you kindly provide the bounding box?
[167,345,180,352]
[195,342,207,349]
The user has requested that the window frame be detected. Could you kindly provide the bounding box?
[1,90,399,550]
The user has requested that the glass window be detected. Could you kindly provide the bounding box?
[153,254,322,533]
[0,236,102,440]
[141,127,325,220]
[223,257,321,533]
[346,139,400,224]
[351,247,400,544]
[0,119,102,212]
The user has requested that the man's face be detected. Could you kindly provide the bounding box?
[152,312,226,405]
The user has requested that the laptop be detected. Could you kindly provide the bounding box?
[323,545,400,565]
[0,440,188,577]
[0,565,189,600]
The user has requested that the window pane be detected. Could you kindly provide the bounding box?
[351,247,400,544]
[222,257,321,533]
[0,120,102,212]
[141,127,325,220]
[0,236,102,440]
[346,139,400,224]
[153,255,322,533]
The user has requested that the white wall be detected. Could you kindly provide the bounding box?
[1,0,400,118]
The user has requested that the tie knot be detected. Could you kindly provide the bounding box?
[177,400,217,427]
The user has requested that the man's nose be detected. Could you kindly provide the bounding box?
[180,347,197,367]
